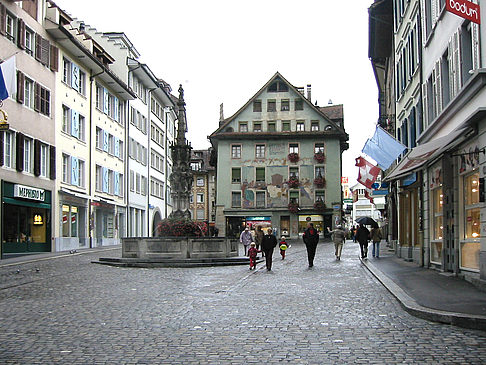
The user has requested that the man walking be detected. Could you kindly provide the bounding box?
[327,225,346,260]
[261,228,278,271]
[303,222,319,267]
[239,227,253,256]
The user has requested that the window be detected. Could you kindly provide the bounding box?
[232,192,241,208]
[256,167,265,183]
[268,121,276,132]
[430,186,443,263]
[267,100,276,112]
[289,191,299,204]
[281,99,290,111]
[268,81,288,92]
[141,176,147,196]
[150,177,164,199]
[196,178,204,187]
[151,150,164,173]
[24,78,34,109]
[39,86,50,116]
[78,160,85,188]
[62,154,69,183]
[239,122,248,132]
[255,144,265,159]
[196,209,205,220]
[3,131,14,168]
[40,144,48,177]
[25,28,34,56]
[289,143,299,154]
[315,190,325,202]
[78,115,85,142]
[295,99,304,111]
[253,100,262,112]
[464,172,480,239]
[282,121,291,132]
[23,138,32,173]
[231,145,241,159]
[256,191,266,208]
[296,121,305,131]
[108,135,114,155]
[289,167,299,178]
[191,162,201,171]
[232,168,241,183]
[315,166,325,178]
[315,143,324,154]
[311,121,319,131]
[130,170,135,192]
[253,122,262,132]
[196,193,204,203]
[151,122,164,147]
[6,12,16,42]
[136,173,141,194]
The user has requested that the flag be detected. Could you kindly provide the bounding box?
[364,187,374,204]
[362,126,406,170]
[356,156,381,189]
[0,56,17,101]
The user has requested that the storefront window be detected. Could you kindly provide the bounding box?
[62,205,70,237]
[430,187,443,264]
[461,171,480,271]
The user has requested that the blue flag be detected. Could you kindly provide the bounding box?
[362,126,406,170]
[0,56,16,101]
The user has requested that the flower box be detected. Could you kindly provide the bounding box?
[314,200,326,211]
[288,202,299,214]
[288,153,300,163]
[287,176,300,188]
[314,177,326,187]
[314,152,325,163]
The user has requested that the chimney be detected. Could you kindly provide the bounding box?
[307,84,311,101]
[219,103,224,126]
[297,87,305,96]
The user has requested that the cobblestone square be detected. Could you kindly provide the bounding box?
[1,242,486,364]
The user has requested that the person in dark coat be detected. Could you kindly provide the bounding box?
[303,222,319,267]
[355,223,370,259]
[261,228,278,271]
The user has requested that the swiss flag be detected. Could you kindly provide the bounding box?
[356,157,381,189]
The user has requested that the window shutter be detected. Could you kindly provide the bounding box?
[49,145,56,180]
[34,82,40,112]
[114,172,120,196]
[35,33,42,61]
[50,45,59,72]
[71,63,79,90]
[103,130,109,152]
[17,18,25,49]
[103,88,109,114]
[0,4,6,36]
[422,83,428,127]
[472,23,480,70]
[114,97,119,121]
[16,132,24,172]
[33,139,41,176]
[40,37,50,66]
[0,131,4,166]
[102,167,109,193]
[71,156,79,186]
[16,71,25,104]
[114,136,119,157]
[71,109,79,138]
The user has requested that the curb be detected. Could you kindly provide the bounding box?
[361,258,486,331]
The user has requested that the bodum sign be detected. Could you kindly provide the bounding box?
[447,0,481,24]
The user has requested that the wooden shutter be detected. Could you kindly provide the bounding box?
[17,18,25,49]
[16,71,25,104]
[0,3,6,36]
[16,132,24,172]
[33,139,40,176]
[34,82,40,112]
[472,23,480,70]
[35,33,42,61]
[49,145,56,180]
[0,131,4,167]
[41,38,50,66]
[50,45,59,72]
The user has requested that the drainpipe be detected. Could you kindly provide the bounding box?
[88,69,105,248]
[147,87,157,236]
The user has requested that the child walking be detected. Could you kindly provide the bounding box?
[279,236,290,260]
[248,242,260,270]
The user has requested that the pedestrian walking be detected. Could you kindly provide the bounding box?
[355,223,370,259]
[239,227,253,256]
[303,222,319,267]
[352,226,357,243]
[254,225,264,256]
[279,236,290,260]
[261,228,278,271]
[370,225,382,258]
[327,225,346,260]
[247,242,261,270]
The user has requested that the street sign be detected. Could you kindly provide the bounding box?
[446,0,481,24]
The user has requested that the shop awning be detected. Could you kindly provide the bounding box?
[385,127,467,181]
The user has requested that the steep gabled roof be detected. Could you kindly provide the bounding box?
[209,72,347,138]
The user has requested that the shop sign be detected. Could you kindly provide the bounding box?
[446,0,481,24]
[246,216,271,221]
[14,184,45,201]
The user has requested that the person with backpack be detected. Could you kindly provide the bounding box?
[303,222,319,267]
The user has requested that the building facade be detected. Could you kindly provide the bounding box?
[1,0,57,258]
[210,72,348,239]
[370,0,486,286]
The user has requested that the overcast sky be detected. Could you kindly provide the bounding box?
[54,0,377,184]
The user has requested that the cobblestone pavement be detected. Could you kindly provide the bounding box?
[1,241,486,364]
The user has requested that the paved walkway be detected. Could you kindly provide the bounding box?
[360,243,486,330]
[1,240,486,363]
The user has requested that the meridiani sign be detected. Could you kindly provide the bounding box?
[14,184,45,201]
[447,0,481,24]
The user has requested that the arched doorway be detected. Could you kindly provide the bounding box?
[152,211,162,237]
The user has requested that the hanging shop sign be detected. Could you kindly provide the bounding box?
[446,0,481,24]
[14,184,45,201]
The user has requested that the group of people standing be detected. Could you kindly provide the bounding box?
[352,224,382,259]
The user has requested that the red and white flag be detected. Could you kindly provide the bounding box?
[356,156,381,189]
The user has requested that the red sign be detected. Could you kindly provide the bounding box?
[341,177,349,184]
[446,0,481,24]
